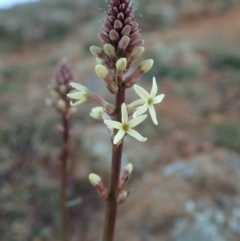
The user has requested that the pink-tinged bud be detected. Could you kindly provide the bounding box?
[126,40,145,53]
[113,0,121,7]
[104,44,116,57]
[114,19,123,30]
[89,173,108,199]
[129,33,141,45]
[121,25,131,36]
[98,32,111,44]
[118,36,130,52]
[117,190,128,204]
[124,16,131,25]
[103,20,112,33]
[109,29,120,42]
[119,163,133,189]
[90,46,103,58]
[130,46,145,60]
[104,75,119,94]
[117,12,124,21]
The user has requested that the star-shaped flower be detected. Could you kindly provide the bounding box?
[133,77,165,125]
[67,82,88,106]
[104,103,147,145]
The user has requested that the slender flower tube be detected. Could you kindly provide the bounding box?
[104,103,147,145]
[133,77,165,125]
[67,82,88,106]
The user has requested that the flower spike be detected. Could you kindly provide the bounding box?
[133,77,165,125]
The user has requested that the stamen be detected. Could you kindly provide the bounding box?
[122,124,129,131]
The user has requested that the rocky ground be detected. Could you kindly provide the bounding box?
[0,0,240,241]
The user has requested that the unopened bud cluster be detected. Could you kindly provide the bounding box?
[46,59,76,118]
[88,0,154,91]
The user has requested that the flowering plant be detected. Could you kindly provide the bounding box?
[48,1,165,240]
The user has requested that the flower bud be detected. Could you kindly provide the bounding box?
[139,59,154,73]
[118,36,130,52]
[109,29,120,42]
[103,44,116,56]
[89,173,101,187]
[119,163,133,189]
[95,64,109,79]
[98,32,111,43]
[59,84,67,95]
[90,46,103,57]
[124,163,133,174]
[88,173,108,199]
[116,58,127,71]
[57,99,67,112]
[121,25,131,36]
[130,46,145,60]
[117,191,128,204]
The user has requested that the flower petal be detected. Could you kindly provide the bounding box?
[70,99,86,106]
[121,103,128,124]
[149,105,158,125]
[153,94,165,104]
[113,130,125,145]
[67,92,85,99]
[150,77,158,97]
[128,114,147,128]
[134,85,150,101]
[127,129,147,142]
[70,82,88,92]
[133,104,148,118]
[104,120,122,130]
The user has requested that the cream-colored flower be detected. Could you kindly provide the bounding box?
[133,77,165,125]
[90,106,104,120]
[104,103,147,145]
[67,82,88,106]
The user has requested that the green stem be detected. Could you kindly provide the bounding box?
[102,87,125,241]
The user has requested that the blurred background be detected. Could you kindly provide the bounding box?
[0,0,240,240]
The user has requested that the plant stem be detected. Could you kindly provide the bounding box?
[60,113,69,241]
[102,87,125,241]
